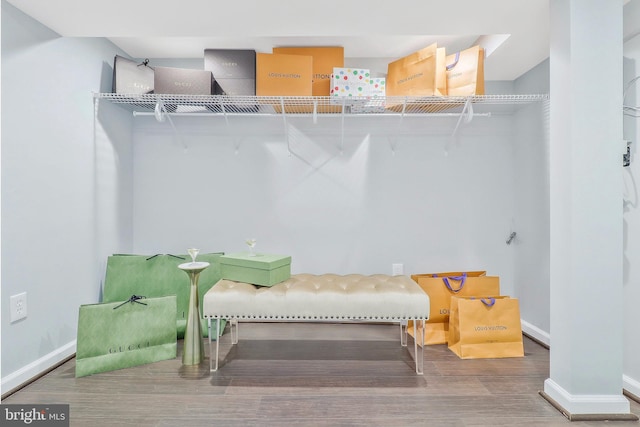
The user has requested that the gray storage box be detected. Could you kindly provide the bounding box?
[112,55,154,94]
[154,66,213,95]
[204,49,256,96]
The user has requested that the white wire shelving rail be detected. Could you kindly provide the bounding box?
[94,93,549,117]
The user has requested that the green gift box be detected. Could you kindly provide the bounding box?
[76,296,177,377]
[219,252,291,287]
[103,253,226,338]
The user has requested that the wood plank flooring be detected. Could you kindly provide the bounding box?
[3,322,639,426]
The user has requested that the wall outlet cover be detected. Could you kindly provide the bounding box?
[10,292,27,323]
[392,263,404,276]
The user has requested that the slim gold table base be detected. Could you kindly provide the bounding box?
[178,261,210,365]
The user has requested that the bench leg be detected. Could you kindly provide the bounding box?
[208,318,214,372]
[215,318,221,371]
[231,318,239,344]
[209,318,222,372]
[413,319,425,375]
[400,320,408,347]
[210,318,238,373]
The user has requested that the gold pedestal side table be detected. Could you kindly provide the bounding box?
[178,261,210,365]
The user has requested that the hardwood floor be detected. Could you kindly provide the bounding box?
[3,322,639,426]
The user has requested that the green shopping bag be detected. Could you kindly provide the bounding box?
[103,252,226,338]
[76,295,177,377]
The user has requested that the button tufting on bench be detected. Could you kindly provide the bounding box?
[203,273,430,321]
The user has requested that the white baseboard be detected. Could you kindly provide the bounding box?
[522,322,640,402]
[543,378,632,416]
[521,319,550,347]
[623,375,640,401]
[1,340,76,397]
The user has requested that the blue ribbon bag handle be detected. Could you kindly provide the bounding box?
[480,297,496,307]
[441,272,467,293]
[446,51,460,71]
[470,296,497,307]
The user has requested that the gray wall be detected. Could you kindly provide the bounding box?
[130,111,518,283]
[623,33,640,399]
[513,59,551,343]
[1,1,133,392]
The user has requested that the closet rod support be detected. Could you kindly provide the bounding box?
[452,98,474,138]
[281,97,292,156]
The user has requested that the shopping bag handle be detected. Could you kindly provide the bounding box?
[469,297,496,307]
[146,254,186,261]
[113,294,147,309]
[480,297,496,307]
[446,52,460,71]
[441,273,467,293]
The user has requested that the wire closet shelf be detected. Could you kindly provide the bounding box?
[94,93,549,117]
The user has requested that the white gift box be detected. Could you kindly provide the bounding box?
[330,68,387,112]
[352,78,386,113]
[330,67,371,99]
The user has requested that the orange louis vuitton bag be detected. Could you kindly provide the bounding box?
[386,43,448,97]
[448,296,524,359]
[445,45,485,96]
[408,272,499,345]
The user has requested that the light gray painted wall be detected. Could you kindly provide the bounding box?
[1,0,133,391]
[513,59,551,342]
[623,35,640,398]
[130,108,518,290]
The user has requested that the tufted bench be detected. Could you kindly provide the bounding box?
[202,273,430,374]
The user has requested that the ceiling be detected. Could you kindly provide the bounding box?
[4,0,640,81]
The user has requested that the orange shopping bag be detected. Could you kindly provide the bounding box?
[408,272,499,345]
[386,43,449,112]
[448,296,524,359]
[445,45,485,96]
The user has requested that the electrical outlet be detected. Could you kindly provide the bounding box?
[392,263,404,276]
[10,292,27,323]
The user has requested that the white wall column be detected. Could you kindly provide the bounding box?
[544,0,635,419]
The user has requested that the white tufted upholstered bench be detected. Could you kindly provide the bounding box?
[202,273,430,374]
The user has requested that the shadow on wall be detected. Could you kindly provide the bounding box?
[101,60,114,94]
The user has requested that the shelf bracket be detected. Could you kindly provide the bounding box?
[312,99,318,124]
[452,98,474,138]
[219,97,241,154]
[389,98,408,154]
[220,98,229,125]
[281,98,292,157]
[340,98,346,155]
[155,98,187,150]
